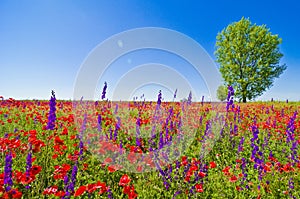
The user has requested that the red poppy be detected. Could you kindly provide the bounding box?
[195,183,203,193]
[229,175,238,183]
[52,154,58,159]
[54,136,64,145]
[198,171,206,178]
[181,156,188,166]
[136,165,143,172]
[123,185,137,199]
[189,165,198,171]
[7,188,22,198]
[209,161,217,168]
[119,174,131,186]
[20,174,36,184]
[43,186,58,195]
[222,166,231,176]
[93,181,108,194]
[61,127,68,135]
[53,164,71,180]
[184,173,191,182]
[281,163,295,173]
[107,165,116,173]
[30,165,42,176]
[127,152,138,164]
[123,185,131,195]
[54,190,65,197]
[74,186,86,197]
[104,157,113,164]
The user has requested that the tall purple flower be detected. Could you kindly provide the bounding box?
[157,90,162,106]
[114,103,118,114]
[46,90,56,130]
[286,111,298,164]
[107,187,113,199]
[187,91,192,105]
[70,164,78,187]
[101,82,107,100]
[238,137,245,154]
[26,146,32,177]
[173,190,182,198]
[173,89,177,100]
[114,117,121,141]
[251,125,264,181]
[136,117,141,147]
[4,152,13,191]
[226,85,235,111]
[63,175,69,198]
[159,131,164,149]
[119,140,123,155]
[63,163,78,199]
[97,114,102,132]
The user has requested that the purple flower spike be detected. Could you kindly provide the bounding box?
[226,85,235,111]
[46,90,56,130]
[26,146,32,177]
[101,82,107,100]
[157,90,162,106]
[4,152,13,191]
[173,89,177,100]
[187,91,192,105]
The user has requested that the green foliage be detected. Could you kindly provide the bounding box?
[217,85,227,101]
[215,17,287,102]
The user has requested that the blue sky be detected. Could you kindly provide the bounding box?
[0,0,299,101]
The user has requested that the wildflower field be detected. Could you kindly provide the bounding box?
[0,91,299,199]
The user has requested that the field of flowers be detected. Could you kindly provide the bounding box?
[0,89,299,198]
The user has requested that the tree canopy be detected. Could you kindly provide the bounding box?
[215,17,286,102]
[217,85,227,101]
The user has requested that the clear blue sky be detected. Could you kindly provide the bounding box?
[1,0,299,101]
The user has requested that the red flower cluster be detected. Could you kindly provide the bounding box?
[0,188,22,198]
[53,164,71,180]
[195,183,203,193]
[74,181,107,197]
[119,174,137,199]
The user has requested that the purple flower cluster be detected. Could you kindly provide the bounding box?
[114,103,118,114]
[97,114,102,132]
[239,157,249,189]
[286,111,298,164]
[173,89,177,101]
[288,178,296,199]
[187,91,192,105]
[4,152,13,191]
[250,125,264,181]
[46,90,56,130]
[107,187,113,199]
[226,85,235,111]
[136,117,141,147]
[114,117,121,141]
[101,82,107,100]
[201,96,205,106]
[63,163,78,199]
[237,137,245,154]
[157,90,162,106]
[154,158,170,190]
[26,146,32,177]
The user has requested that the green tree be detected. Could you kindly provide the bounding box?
[215,17,286,102]
[217,85,227,101]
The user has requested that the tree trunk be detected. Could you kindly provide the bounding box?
[242,96,247,103]
[242,84,248,103]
